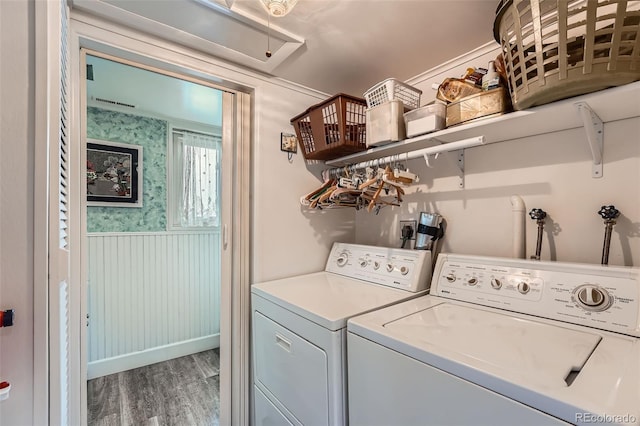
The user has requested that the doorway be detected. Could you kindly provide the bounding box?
[76,48,248,424]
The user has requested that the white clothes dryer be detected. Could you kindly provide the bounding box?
[251,243,433,426]
[347,253,640,426]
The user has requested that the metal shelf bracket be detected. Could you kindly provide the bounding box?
[422,143,466,189]
[575,102,603,178]
[452,150,465,189]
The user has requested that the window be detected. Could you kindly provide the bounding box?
[169,128,221,230]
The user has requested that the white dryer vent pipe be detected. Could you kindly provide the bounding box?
[510,195,526,259]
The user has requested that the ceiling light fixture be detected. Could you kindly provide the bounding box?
[261,0,298,58]
[260,0,299,17]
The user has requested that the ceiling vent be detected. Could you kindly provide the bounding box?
[94,97,136,109]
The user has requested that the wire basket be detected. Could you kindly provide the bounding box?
[494,0,640,111]
[290,94,367,161]
[364,78,422,110]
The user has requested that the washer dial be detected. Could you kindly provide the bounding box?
[573,285,612,312]
[336,252,349,267]
[517,282,530,294]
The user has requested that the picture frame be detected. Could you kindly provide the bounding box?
[87,139,143,207]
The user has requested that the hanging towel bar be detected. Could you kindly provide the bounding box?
[325,136,486,177]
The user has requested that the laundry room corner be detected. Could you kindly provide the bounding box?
[251,85,357,284]
[6,1,640,424]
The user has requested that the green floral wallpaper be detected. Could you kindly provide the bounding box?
[87,107,167,232]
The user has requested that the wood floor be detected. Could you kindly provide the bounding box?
[88,349,220,426]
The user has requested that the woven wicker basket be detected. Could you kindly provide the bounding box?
[494,0,640,110]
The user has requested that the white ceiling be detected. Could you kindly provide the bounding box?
[73,0,501,96]
[86,54,223,125]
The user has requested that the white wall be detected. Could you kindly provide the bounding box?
[355,44,640,267]
[0,1,35,424]
[251,90,357,282]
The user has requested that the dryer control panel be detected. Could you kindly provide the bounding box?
[325,243,432,293]
[432,254,640,337]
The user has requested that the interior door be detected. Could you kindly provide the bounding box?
[47,0,76,424]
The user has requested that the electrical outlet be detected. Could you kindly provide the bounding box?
[399,220,417,247]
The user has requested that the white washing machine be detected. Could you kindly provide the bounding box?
[348,253,640,426]
[251,242,433,426]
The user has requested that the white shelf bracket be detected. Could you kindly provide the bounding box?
[445,150,465,188]
[423,149,465,187]
[423,142,466,188]
[456,150,465,188]
[575,101,604,178]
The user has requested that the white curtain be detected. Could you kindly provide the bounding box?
[175,130,220,228]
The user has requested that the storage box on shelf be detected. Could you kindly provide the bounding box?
[290,94,367,161]
[494,0,640,110]
[366,100,407,147]
[403,102,446,138]
[446,87,512,127]
[364,78,422,111]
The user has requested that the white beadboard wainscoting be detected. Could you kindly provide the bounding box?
[87,231,221,379]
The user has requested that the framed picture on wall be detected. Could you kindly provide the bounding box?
[87,139,143,207]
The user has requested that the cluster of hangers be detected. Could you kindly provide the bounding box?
[300,161,420,214]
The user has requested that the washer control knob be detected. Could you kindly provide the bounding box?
[336,253,349,267]
[359,259,367,267]
[517,282,530,294]
[491,278,502,289]
[400,266,409,275]
[467,277,478,286]
[445,273,456,283]
[386,264,395,273]
[574,285,612,312]
[373,261,380,270]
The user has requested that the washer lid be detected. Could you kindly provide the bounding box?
[383,303,602,388]
[252,272,422,331]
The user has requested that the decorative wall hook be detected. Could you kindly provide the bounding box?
[281,132,297,162]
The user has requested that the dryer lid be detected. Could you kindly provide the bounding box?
[383,303,602,388]
[252,272,424,331]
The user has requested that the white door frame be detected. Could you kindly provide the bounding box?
[68,13,252,426]
[33,1,65,424]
